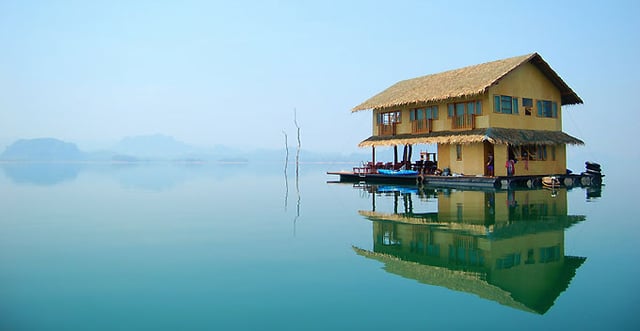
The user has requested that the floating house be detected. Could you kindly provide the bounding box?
[351,53,584,179]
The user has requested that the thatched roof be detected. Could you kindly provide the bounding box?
[352,53,583,112]
[358,127,584,147]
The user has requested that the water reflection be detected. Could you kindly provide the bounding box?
[0,162,251,190]
[1,162,82,185]
[353,185,587,315]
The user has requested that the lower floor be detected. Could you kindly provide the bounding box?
[439,142,567,177]
[358,141,568,178]
[356,127,583,177]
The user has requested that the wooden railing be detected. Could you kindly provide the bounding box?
[452,114,475,130]
[411,119,432,133]
[378,123,397,136]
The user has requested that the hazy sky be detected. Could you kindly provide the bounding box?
[1,0,639,161]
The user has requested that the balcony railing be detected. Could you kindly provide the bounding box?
[452,114,475,130]
[411,119,432,133]
[378,123,397,136]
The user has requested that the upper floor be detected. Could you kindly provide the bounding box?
[353,53,582,138]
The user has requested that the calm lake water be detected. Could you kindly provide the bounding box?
[0,162,637,330]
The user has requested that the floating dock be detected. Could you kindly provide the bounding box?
[327,171,601,190]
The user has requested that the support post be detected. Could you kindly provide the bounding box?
[372,146,376,165]
[394,145,398,168]
[372,146,376,173]
[403,144,408,164]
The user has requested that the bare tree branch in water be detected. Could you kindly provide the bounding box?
[283,130,289,211]
[294,108,301,184]
[293,108,301,235]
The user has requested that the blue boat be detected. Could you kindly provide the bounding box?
[377,169,419,176]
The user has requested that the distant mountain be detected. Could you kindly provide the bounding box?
[112,134,196,159]
[0,135,370,163]
[0,138,85,161]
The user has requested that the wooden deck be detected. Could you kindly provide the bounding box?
[327,171,601,190]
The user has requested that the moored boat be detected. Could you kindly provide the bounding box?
[377,169,419,176]
[542,176,560,188]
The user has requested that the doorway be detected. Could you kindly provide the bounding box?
[484,141,494,176]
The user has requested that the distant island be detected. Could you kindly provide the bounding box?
[0,135,369,163]
[0,138,85,161]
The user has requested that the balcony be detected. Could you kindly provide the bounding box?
[378,123,397,136]
[411,119,432,133]
[452,114,475,130]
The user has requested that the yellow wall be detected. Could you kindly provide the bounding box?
[438,144,451,171]
[488,62,562,131]
[494,144,508,177]
[437,143,485,175]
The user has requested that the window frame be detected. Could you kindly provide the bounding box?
[536,100,559,118]
[411,106,439,121]
[426,106,439,120]
[377,110,402,125]
[448,100,482,118]
[520,144,549,161]
[523,98,533,116]
[494,95,519,114]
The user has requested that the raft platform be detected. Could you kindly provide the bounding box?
[326,171,602,189]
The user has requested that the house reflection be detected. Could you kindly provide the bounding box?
[353,185,586,314]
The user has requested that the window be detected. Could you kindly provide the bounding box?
[448,239,484,266]
[447,101,481,117]
[377,111,402,135]
[426,106,439,119]
[410,106,438,121]
[427,244,440,257]
[539,245,561,263]
[496,253,522,269]
[410,108,423,121]
[523,98,533,115]
[536,100,558,118]
[380,224,401,246]
[456,144,462,161]
[520,144,549,161]
[501,96,512,113]
[525,249,535,264]
[494,95,519,114]
[455,103,465,117]
[377,111,401,124]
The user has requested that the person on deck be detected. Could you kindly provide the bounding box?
[486,153,494,177]
[506,158,516,176]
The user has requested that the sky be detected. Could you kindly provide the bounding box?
[1,0,639,166]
